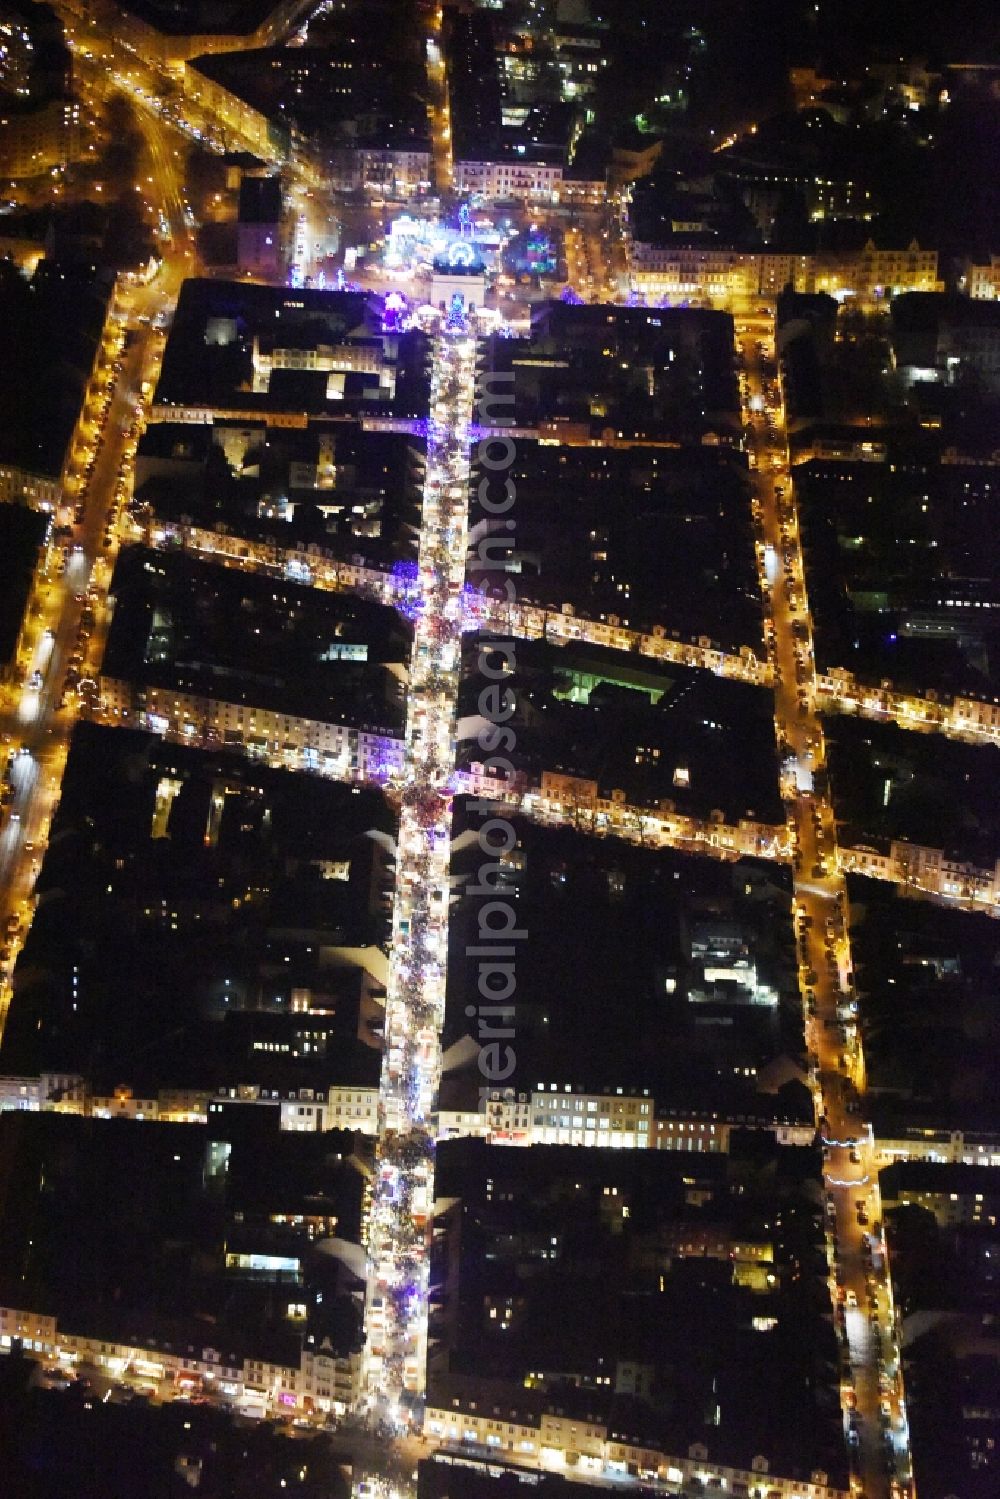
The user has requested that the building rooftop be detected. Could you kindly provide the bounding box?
[0,1108,366,1363]
[1,720,395,1082]
[0,1363,354,1499]
[101,546,409,733]
[0,505,47,668]
[432,1138,845,1485]
[447,818,800,1086]
[468,441,761,653]
[867,1098,1000,1143]
[136,418,418,561]
[460,641,780,823]
[891,291,1000,335]
[798,451,1000,698]
[0,258,112,480]
[846,874,1000,1111]
[152,278,416,420]
[482,302,740,440]
[237,174,281,225]
[187,33,427,150]
[827,716,1000,867]
[120,0,291,37]
[880,1160,1000,1197]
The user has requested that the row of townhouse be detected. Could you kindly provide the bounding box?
[839,838,1000,911]
[87,648,778,882]
[0,464,63,510]
[483,1085,654,1149]
[629,239,940,305]
[453,159,605,207]
[480,1084,813,1152]
[143,518,396,607]
[424,1390,847,1499]
[143,509,999,768]
[815,670,940,731]
[96,674,406,782]
[147,402,331,427]
[0,1303,359,1416]
[877,1161,1000,1229]
[949,693,1000,738]
[0,1075,377,1134]
[0,1076,812,1152]
[0,1075,372,1132]
[320,1080,812,1151]
[558,177,611,209]
[141,519,762,690]
[327,146,433,199]
[962,256,1000,302]
[454,159,563,202]
[541,606,764,681]
[525,772,790,863]
[629,245,764,303]
[181,61,291,162]
[817,668,1000,746]
[870,1117,1000,1169]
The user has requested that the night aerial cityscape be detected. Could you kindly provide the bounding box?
[0,1,998,1496]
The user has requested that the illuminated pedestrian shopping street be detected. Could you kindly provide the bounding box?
[360,313,478,1424]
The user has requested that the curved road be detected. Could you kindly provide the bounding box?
[0,97,197,1031]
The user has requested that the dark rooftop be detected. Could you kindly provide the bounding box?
[101,546,409,732]
[1,719,395,1082]
[0,258,112,479]
[880,1160,1000,1197]
[238,174,281,225]
[152,278,393,419]
[0,505,47,668]
[120,0,288,37]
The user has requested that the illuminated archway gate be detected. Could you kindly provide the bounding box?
[361,320,478,1420]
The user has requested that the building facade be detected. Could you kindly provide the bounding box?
[0,96,81,177]
[454,158,564,203]
[0,1301,360,1417]
[629,240,940,307]
[95,675,406,783]
[424,1388,848,1499]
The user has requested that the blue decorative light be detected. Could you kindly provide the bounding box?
[445,293,468,332]
[382,290,408,332]
[459,584,489,633]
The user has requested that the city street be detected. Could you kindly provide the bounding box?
[361,315,479,1426]
[0,52,915,1499]
[0,92,196,1033]
[0,308,169,1019]
[0,5,988,1499]
[557,215,619,303]
[425,4,453,196]
[738,314,912,1499]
